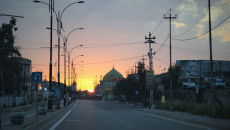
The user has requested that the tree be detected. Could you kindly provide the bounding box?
[0,17,21,95]
[137,62,149,105]
[114,77,139,101]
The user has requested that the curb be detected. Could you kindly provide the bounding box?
[25,101,76,130]
[136,109,230,130]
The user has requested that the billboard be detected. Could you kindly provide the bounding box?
[146,70,155,89]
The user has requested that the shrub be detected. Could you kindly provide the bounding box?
[156,101,230,119]
[173,101,194,112]
[191,104,212,116]
[155,101,171,110]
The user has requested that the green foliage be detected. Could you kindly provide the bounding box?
[173,100,194,112]
[0,17,21,95]
[155,101,171,110]
[191,104,212,116]
[114,77,139,101]
[114,61,149,103]
[155,101,230,119]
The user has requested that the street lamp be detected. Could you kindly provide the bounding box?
[71,55,84,91]
[34,0,84,107]
[33,0,54,111]
[66,45,83,102]
[0,14,24,18]
[63,28,83,106]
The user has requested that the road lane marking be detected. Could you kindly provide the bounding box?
[49,110,71,130]
[49,100,78,130]
[2,113,36,125]
[136,111,214,130]
[25,113,36,118]
[114,116,134,128]
[66,120,81,122]
[107,112,134,128]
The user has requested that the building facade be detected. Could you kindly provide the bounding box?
[100,67,123,100]
[176,60,230,87]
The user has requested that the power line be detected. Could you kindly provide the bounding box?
[155,42,230,56]
[155,35,169,54]
[82,42,143,49]
[14,42,144,50]
[151,9,171,35]
[172,14,230,41]
[79,55,147,65]
[172,9,208,37]
[153,57,168,66]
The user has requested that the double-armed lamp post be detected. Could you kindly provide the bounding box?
[33,0,84,109]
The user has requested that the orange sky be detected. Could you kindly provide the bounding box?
[1,0,230,91]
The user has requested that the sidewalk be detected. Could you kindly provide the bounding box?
[1,101,71,130]
[136,108,230,130]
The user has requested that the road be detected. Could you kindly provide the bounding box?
[42,100,214,130]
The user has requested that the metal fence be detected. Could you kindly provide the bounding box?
[0,96,25,108]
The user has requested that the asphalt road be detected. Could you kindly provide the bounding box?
[42,100,215,130]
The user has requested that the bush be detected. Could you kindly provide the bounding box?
[216,106,230,119]
[173,101,194,112]
[155,101,230,119]
[155,101,171,110]
[191,104,212,116]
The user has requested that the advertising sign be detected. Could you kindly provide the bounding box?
[146,70,155,89]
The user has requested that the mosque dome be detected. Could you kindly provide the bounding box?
[103,67,123,82]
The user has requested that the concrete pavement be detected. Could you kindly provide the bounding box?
[2,100,229,130]
[0,100,72,130]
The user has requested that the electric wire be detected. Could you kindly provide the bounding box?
[172,9,208,37]
[79,55,147,65]
[14,42,144,50]
[172,14,230,41]
[155,42,230,56]
[155,35,169,54]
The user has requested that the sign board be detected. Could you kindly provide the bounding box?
[146,70,155,89]
[32,72,42,83]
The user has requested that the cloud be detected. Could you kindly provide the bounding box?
[176,0,198,20]
[213,21,230,42]
[172,22,186,28]
[195,0,230,42]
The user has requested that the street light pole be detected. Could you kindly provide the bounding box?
[34,0,84,108]
[67,45,83,99]
[57,11,61,93]
[0,14,24,18]
[48,0,54,111]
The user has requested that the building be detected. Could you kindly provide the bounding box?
[100,66,123,100]
[176,60,230,87]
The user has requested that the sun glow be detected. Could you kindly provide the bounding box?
[88,89,94,93]
[77,78,94,91]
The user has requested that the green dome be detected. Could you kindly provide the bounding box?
[103,67,123,82]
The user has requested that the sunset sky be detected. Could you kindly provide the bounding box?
[1,0,230,91]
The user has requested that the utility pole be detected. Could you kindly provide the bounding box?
[208,0,215,117]
[64,36,67,106]
[48,0,54,111]
[145,32,155,108]
[141,55,147,65]
[57,11,61,93]
[164,9,177,111]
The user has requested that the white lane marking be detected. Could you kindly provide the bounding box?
[136,111,214,130]
[49,110,71,130]
[25,113,36,118]
[49,100,78,130]
[107,111,134,128]
[1,121,10,125]
[66,120,81,122]
[114,116,134,128]
[2,113,36,125]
